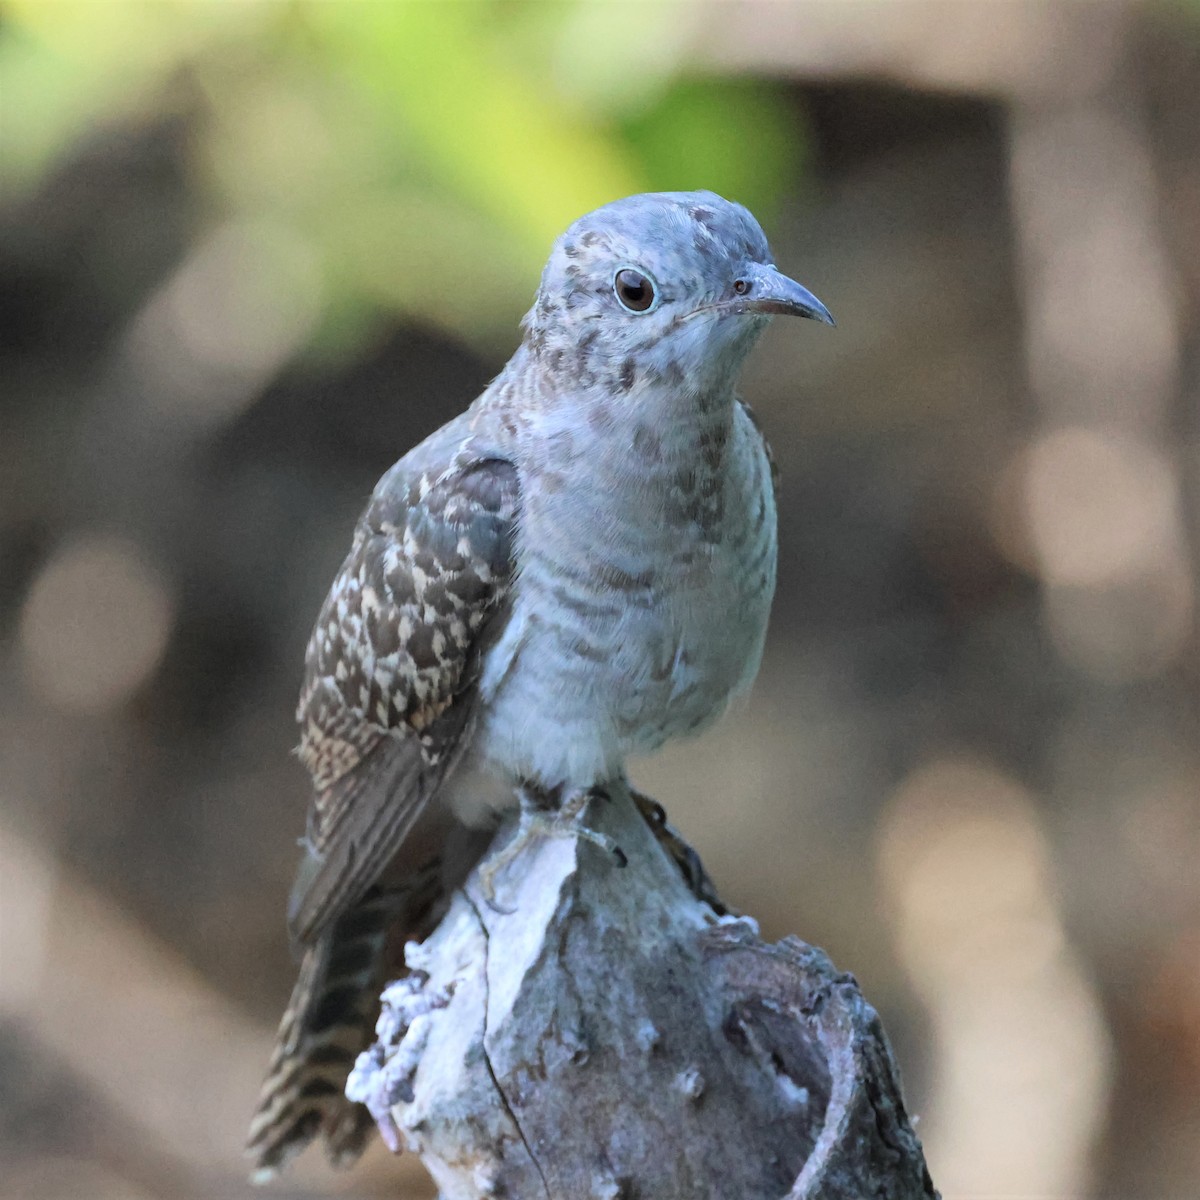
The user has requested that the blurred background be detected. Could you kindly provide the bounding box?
[1,2,1198,1197]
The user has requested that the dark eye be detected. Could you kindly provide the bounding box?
[732,278,750,295]
[614,267,656,313]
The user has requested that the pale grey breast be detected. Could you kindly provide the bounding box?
[473,394,776,791]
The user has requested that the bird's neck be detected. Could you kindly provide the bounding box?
[479,342,754,516]
[496,378,738,566]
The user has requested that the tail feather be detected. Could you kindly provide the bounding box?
[246,887,404,1181]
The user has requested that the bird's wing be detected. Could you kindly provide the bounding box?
[288,440,519,947]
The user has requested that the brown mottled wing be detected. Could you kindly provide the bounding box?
[288,446,519,947]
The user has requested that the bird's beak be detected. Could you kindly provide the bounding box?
[725,263,836,325]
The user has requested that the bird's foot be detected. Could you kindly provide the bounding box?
[478,784,626,912]
[628,783,730,916]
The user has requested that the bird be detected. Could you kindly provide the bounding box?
[246,190,833,1180]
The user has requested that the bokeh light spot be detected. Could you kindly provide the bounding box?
[877,756,1111,1197]
[18,535,174,713]
[125,219,321,431]
[1019,426,1177,588]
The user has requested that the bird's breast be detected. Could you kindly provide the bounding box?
[472,403,777,791]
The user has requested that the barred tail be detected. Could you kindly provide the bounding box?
[246,890,399,1182]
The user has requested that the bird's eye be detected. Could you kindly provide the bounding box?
[613,267,657,313]
[732,278,750,295]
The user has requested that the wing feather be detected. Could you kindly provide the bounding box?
[288,443,518,947]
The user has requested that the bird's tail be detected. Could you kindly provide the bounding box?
[246,888,402,1182]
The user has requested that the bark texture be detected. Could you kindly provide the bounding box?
[346,784,938,1199]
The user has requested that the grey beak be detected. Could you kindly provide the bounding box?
[732,263,836,326]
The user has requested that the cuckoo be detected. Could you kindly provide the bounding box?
[246,190,834,1179]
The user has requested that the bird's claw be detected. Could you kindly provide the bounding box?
[477,785,625,912]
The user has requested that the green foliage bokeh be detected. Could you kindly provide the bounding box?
[0,0,805,354]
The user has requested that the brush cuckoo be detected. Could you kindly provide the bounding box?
[247,190,834,1179]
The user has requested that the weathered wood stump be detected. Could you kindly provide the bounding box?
[346,784,937,1199]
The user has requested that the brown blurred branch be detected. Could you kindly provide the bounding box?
[346,784,937,1199]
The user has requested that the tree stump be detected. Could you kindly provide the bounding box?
[346,783,937,1199]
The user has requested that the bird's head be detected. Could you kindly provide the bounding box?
[524,190,833,403]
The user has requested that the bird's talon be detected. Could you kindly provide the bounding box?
[572,823,622,861]
[631,788,667,825]
[476,785,626,906]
